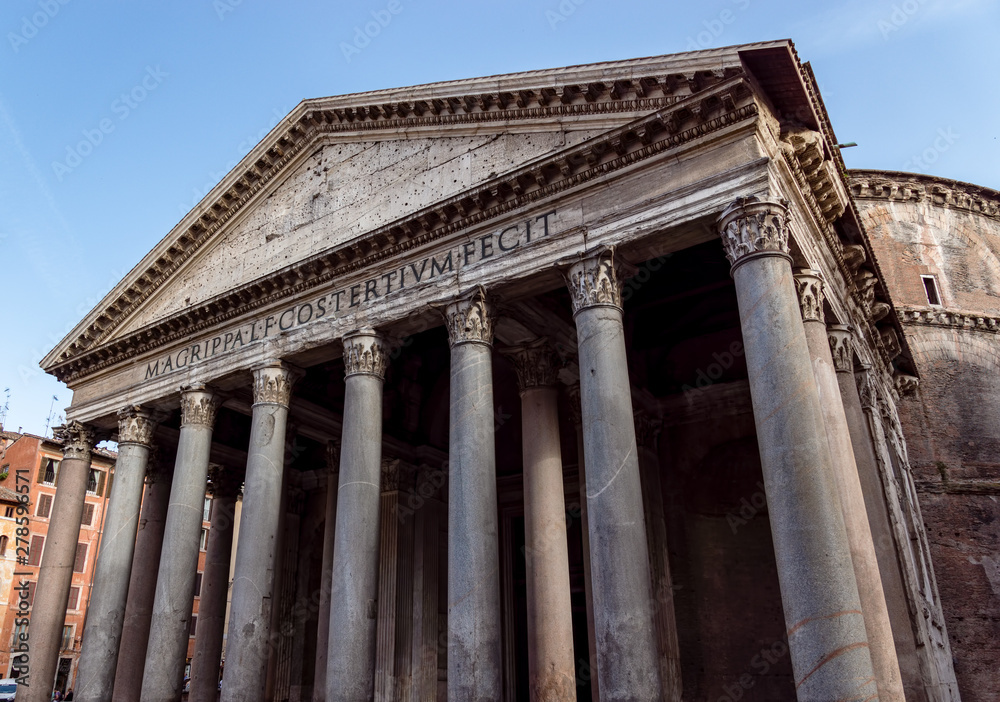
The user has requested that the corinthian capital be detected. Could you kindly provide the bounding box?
[444,286,495,347]
[180,384,219,427]
[53,421,96,462]
[343,330,388,380]
[717,197,791,269]
[117,406,157,447]
[793,269,825,323]
[500,339,560,392]
[827,325,853,373]
[565,247,623,315]
[252,362,300,407]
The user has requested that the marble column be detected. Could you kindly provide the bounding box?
[408,491,442,702]
[141,386,219,702]
[565,249,662,701]
[502,340,576,701]
[634,412,682,702]
[718,197,875,700]
[312,442,339,702]
[76,408,157,702]
[24,421,95,702]
[442,287,502,701]
[326,331,388,702]
[112,453,173,702]
[189,466,240,702]
[221,362,297,702]
[566,384,599,701]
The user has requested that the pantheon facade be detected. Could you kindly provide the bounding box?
[27,40,980,701]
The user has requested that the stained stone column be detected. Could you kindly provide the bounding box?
[634,412,682,702]
[565,249,662,701]
[566,384,599,701]
[718,197,875,701]
[326,331,388,702]
[113,453,173,702]
[221,362,298,702]
[442,287,502,700]
[313,441,339,702]
[24,421,95,702]
[141,386,219,702]
[502,341,576,701]
[76,408,157,702]
[189,466,240,702]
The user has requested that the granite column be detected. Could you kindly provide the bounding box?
[312,442,339,702]
[718,198,876,700]
[443,287,502,701]
[141,385,219,702]
[325,331,388,702]
[76,408,157,702]
[565,250,661,701]
[221,362,297,702]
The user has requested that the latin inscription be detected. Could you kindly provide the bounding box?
[143,210,558,380]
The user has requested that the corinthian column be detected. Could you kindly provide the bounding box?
[565,250,662,701]
[189,466,240,702]
[141,386,218,702]
[326,331,388,702]
[25,421,95,702]
[718,198,875,701]
[221,362,298,702]
[76,407,157,702]
[502,340,576,701]
[443,287,502,700]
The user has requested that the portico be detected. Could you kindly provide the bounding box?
[34,42,957,702]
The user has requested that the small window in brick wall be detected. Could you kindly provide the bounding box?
[67,586,80,610]
[922,275,942,306]
[81,503,95,527]
[73,543,88,573]
[36,494,53,519]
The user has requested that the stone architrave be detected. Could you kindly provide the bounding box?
[565,250,662,701]
[76,407,157,702]
[326,331,388,702]
[112,452,173,702]
[501,340,576,701]
[141,385,219,702]
[23,422,95,702]
[718,198,876,700]
[442,287,502,700]
[189,465,241,702]
[221,363,298,702]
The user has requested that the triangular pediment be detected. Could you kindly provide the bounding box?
[44,40,818,382]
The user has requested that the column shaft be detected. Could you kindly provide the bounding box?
[112,459,172,702]
[408,499,440,702]
[221,363,296,702]
[141,388,218,702]
[312,445,339,702]
[189,488,237,702]
[23,422,94,702]
[567,251,661,701]
[326,332,387,702]
[719,198,875,701]
[76,409,156,702]
[443,289,501,701]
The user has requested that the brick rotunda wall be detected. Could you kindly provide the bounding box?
[852,170,1000,702]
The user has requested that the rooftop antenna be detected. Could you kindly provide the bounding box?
[0,388,8,428]
[44,395,59,437]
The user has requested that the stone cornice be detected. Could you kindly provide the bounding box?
[48,76,759,384]
[849,170,1000,221]
[897,305,1000,333]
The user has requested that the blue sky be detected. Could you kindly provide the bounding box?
[1,0,997,436]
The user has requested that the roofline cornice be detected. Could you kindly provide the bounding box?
[849,169,1000,220]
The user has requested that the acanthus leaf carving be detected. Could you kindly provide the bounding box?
[793,269,825,323]
[500,339,560,391]
[180,385,219,427]
[117,405,157,447]
[53,420,96,462]
[443,286,495,347]
[565,247,624,315]
[343,330,388,380]
[252,363,300,406]
[717,197,791,267]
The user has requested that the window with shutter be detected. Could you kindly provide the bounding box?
[67,586,80,610]
[194,571,203,597]
[96,470,107,496]
[61,625,73,650]
[35,494,53,519]
[38,459,58,485]
[81,503,95,527]
[27,581,35,606]
[0,535,7,557]
[27,535,44,566]
[189,615,197,637]
[73,543,88,573]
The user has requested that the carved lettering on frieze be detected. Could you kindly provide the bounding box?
[180,385,219,427]
[717,197,791,268]
[827,325,853,373]
[444,286,495,347]
[566,247,624,315]
[53,421,96,462]
[343,331,388,380]
[793,270,825,323]
[252,363,299,406]
[501,339,560,391]
[117,405,156,447]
